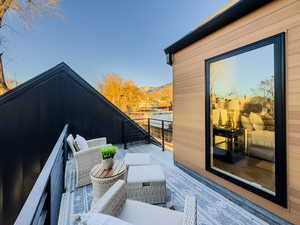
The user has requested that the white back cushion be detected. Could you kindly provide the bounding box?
[75,134,89,151]
[249,112,264,131]
[241,116,254,131]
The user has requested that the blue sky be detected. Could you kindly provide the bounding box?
[212,44,274,97]
[2,0,230,87]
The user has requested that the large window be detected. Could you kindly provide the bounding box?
[205,33,286,207]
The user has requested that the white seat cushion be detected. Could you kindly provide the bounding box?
[118,199,183,225]
[124,153,151,166]
[78,213,133,225]
[127,165,165,184]
[75,134,89,151]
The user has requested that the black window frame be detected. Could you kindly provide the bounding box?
[205,33,287,207]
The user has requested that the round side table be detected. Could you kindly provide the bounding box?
[90,160,126,207]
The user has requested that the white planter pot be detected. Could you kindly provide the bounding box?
[102,158,113,170]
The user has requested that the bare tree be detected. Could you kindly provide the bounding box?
[0,52,8,94]
[258,75,274,99]
[0,0,60,93]
[1,0,60,26]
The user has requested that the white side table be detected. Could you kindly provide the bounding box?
[126,164,166,204]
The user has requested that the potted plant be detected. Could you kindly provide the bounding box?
[100,146,118,169]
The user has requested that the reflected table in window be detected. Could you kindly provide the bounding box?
[213,127,245,163]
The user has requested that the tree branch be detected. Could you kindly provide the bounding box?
[0,0,13,21]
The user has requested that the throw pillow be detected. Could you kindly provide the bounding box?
[249,112,264,131]
[241,116,253,131]
[75,134,89,151]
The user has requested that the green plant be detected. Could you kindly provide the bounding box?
[100,146,118,160]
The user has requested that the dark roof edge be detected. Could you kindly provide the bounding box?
[0,62,129,120]
[0,62,69,104]
[0,62,151,139]
[0,62,67,104]
[164,0,273,55]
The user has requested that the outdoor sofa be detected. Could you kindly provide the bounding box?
[90,180,197,225]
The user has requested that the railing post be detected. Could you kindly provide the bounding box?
[63,136,67,192]
[147,118,151,144]
[162,120,165,151]
[44,181,51,225]
[122,120,128,149]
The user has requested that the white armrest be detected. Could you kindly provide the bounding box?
[91,180,126,216]
[87,137,107,148]
[182,195,197,225]
[73,144,112,187]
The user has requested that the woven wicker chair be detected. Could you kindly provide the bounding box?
[67,134,111,187]
[126,164,166,204]
[91,180,197,225]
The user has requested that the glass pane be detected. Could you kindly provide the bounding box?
[210,44,275,195]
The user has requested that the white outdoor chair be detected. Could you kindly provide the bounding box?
[67,134,111,187]
[90,180,197,225]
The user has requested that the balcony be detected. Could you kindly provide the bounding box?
[1,63,292,225]
[12,124,282,225]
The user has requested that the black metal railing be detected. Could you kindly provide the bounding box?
[123,118,173,151]
[14,124,69,225]
[121,118,150,149]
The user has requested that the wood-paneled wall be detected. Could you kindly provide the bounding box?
[172,0,300,223]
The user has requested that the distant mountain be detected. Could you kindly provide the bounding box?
[141,83,172,93]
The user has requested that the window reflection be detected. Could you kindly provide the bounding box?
[210,44,275,194]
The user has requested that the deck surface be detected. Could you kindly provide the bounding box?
[58,143,270,225]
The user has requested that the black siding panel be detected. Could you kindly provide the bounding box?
[0,63,147,225]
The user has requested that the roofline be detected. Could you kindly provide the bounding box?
[0,62,68,104]
[164,0,273,56]
[0,62,155,143]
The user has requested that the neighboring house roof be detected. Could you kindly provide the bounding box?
[164,0,272,55]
